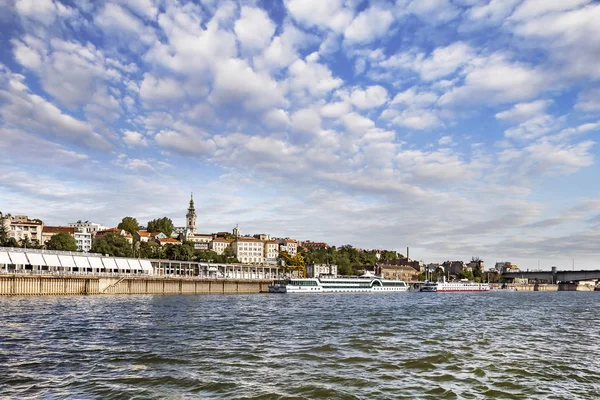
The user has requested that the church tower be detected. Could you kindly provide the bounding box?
[186,193,197,234]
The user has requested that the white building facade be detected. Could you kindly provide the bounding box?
[307,264,338,278]
[279,239,298,256]
[68,221,107,236]
[264,241,279,264]
[210,239,233,255]
[75,232,92,252]
[233,238,265,264]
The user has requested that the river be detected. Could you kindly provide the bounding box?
[1,292,599,399]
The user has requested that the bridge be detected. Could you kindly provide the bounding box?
[503,267,600,283]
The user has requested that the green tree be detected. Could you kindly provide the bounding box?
[139,241,163,259]
[459,269,475,281]
[165,243,195,260]
[4,237,18,248]
[0,212,8,245]
[147,217,174,237]
[46,232,78,251]
[91,233,133,257]
[117,216,139,235]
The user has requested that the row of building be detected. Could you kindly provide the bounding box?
[1,196,318,265]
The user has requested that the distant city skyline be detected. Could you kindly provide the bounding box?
[1,1,599,270]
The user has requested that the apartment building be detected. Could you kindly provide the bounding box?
[210,238,233,255]
[8,215,43,245]
[279,239,298,256]
[264,240,280,264]
[67,220,107,236]
[233,238,265,264]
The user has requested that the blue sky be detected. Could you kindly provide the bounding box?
[1,0,599,269]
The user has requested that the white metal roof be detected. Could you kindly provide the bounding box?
[73,256,90,269]
[101,258,117,270]
[140,259,153,272]
[87,257,104,269]
[115,258,130,270]
[58,255,76,268]
[0,252,11,264]
[127,259,142,270]
[43,254,61,267]
[26,253,46,266]
[8,252,28,265]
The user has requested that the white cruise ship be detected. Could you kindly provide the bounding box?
[269,275,409,293]
[420,279,490,293]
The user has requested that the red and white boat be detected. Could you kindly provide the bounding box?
[421,279,490,292]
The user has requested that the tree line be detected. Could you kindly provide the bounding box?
[299,245,404,275]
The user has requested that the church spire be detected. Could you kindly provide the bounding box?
[186,192,196,233]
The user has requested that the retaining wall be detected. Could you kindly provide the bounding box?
[0,275,271,296]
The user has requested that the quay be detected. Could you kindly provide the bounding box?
[0,274,271,296]
[0,247,280,296]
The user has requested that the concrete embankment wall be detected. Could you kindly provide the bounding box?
[0,275,271,296]
[508,283,595,291]
[509,284,558,291]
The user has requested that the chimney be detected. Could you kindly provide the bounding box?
[407,247,409,260]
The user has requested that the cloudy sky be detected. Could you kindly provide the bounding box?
[0,0,599,269]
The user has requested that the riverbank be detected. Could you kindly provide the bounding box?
[0,274,271,296]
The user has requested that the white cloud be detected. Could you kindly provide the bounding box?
[510,0,591,21]
[209,58,286,111]
[155,130,216,155]
[254,22,316,71]
[123,130,148,147]
[341,112,375,136]
[0,67,112,150]
[496,99,553,122]
[119,0,158,20]
[344,7,394,44]
[139,73,185,102]
[510,3,600,80]
[95,3,156,45]
[438,135,454,146]
[15,0,75,25]
[263,109,291,128]
[380,42,475,81]
[291,108,322,134]
[349,86,388,109]
[439,53,550,106]
[526,140,595,173]
[504,114,557,141]
[576,88,600,112]
[234,6,276,54]
[285,0,354,33]
[320,101,352,118]
[391,87,438,106]
[384,108,442,130]
[463,0,521,27]
[287,57,343,99]
[406,0,460,23]
[146,3,237,75]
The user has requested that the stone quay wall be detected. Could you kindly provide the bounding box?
[0,274,271,296]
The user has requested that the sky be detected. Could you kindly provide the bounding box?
[0,0,599,270]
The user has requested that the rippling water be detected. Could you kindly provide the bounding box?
[1,292,600,399]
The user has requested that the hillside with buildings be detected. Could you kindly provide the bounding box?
[0,196,512,281]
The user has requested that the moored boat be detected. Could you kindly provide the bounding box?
[420,281,438,292]
[268,275,409,293]
[420,279,490,293]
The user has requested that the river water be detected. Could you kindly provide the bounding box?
[1,292,600,399]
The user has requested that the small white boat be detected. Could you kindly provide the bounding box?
[420,281,438,292]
